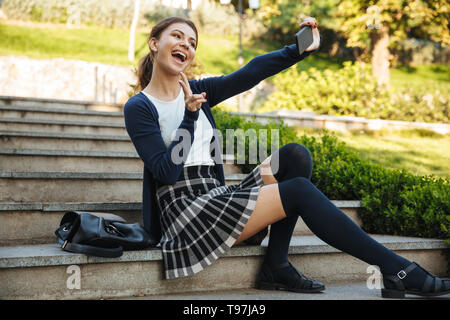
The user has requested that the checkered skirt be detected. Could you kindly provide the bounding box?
[155,165,263,279]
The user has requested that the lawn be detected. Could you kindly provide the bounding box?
[295,128,450,178]
[0,22,137,66]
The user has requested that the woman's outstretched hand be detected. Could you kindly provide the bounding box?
[299,16,321,52]
[179,72,207,112]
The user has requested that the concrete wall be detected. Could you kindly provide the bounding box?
[0,56,136,104]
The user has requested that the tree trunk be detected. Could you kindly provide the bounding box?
[128,0,141,62]
[370,22,391,90]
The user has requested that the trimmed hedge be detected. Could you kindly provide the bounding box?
[213,109,450,269]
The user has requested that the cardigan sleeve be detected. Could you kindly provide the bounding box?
[193,44,319,108]
[124,97,199,185]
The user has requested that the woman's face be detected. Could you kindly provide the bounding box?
[149,22,197,76]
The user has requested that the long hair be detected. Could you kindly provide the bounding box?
[137,17,199,92]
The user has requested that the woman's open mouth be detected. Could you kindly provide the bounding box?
[171,50,187,65]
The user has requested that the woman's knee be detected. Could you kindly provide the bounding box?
[284,143,312,164]
[271,143,313,181]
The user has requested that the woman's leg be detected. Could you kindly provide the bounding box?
[234,183,286,244]
[236,143,450,295]
[276,176,450,294]
[261,143,311,267]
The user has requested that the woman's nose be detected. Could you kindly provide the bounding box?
[178,37,188,47]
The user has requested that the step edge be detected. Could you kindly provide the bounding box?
[0,200,361,212]
[0,172,247,180]
[1,236,447,269]
[0,149,139,158]
[0,117,124,128]
[0,105,123,116]
[0,95,123,108]
[0,131,130,140]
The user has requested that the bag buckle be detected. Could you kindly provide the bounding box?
[106,223,124,237]
[397,270,407,279]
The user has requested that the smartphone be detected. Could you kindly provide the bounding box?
[295,26,314,56]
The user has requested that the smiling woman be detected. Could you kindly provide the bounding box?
[123,16,450,299]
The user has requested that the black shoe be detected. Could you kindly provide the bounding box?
[256,261,325,293]
[382,262,450,298]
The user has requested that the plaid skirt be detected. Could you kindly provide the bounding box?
[155,165,263,279]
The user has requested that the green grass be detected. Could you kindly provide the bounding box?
[295,128,450,178]
[0,23,143,66]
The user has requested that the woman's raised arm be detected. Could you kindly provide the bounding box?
[193,44,318,108]
[192,17,321,108]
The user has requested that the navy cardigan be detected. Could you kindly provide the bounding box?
[123,44,317,245]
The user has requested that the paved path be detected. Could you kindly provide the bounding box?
[116,281,449,300]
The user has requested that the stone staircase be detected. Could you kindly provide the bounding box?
[0,96,448,300]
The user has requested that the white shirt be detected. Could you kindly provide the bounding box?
[141,89,215,167]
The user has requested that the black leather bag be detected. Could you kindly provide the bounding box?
[55,211,152,258]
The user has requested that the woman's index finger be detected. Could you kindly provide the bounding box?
[179,72,191,94]
[178,78,189,97]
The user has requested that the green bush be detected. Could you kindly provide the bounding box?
[259,61,449,123]
[213,109,450,268]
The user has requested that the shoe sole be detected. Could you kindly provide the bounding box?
[257,281,325,294]
[381,288,450,299]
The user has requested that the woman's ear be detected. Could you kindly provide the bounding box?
[149,38,158,53]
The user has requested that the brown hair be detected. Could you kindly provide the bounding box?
[137,17,199,91]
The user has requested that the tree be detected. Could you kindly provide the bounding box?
[128,0,141,62]
[334,0,449,89]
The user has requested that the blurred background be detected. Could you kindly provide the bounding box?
[0,0,449,177]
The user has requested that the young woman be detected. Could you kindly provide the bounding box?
[124,16,449,298]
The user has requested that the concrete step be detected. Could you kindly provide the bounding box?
[0,95,122,112]
[0,235,447,299]
[0,201,362,246]
[0,105,124,124]
[0,131,134,152]
[0,118,126,135]
[0,149,243,174]
[0,172,247,202]
[0,149,143,172]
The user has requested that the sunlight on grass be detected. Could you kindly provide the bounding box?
[390,64,450,92]
[296,128,450,178]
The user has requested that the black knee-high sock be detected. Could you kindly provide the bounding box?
[264,143,312,268]
[278,177,412,276]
